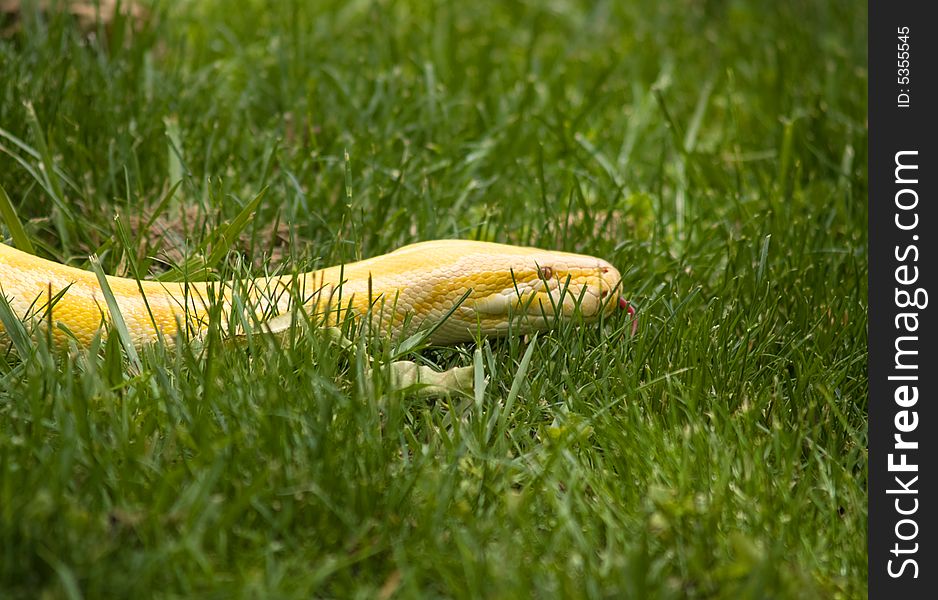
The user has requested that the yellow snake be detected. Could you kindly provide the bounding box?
[0,239,630,348]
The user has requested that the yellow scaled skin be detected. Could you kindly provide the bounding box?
[0,239,623,347]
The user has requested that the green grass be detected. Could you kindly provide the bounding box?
[1,0,867,597]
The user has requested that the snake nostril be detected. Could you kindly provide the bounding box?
[601,290,608,298]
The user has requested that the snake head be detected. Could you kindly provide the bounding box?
[428,246,626,342]
[499,257,623,322]
[362,240,628,344]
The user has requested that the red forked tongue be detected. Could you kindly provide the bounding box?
[618,297,638,336]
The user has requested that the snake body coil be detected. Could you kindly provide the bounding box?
[0,239,625,347]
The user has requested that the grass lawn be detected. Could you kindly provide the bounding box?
[1,0,867,597]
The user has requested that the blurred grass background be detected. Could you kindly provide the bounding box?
[1,0,866,598]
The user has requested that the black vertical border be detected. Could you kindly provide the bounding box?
[869,1,936,597]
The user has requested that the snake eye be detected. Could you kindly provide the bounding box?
[538,266,553,280]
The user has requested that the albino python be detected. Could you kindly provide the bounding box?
[0,239,632,362]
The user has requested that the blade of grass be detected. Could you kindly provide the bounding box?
[23,101,74,244]
[142,179,183,233]
[165,115,186,189]
[90,255,142,371]
[113,209,166,347]
[473,346,487,411]
[489,334,537,443]
[0,184,35,253]
[0,289,33,359]
[392,287,472,359]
